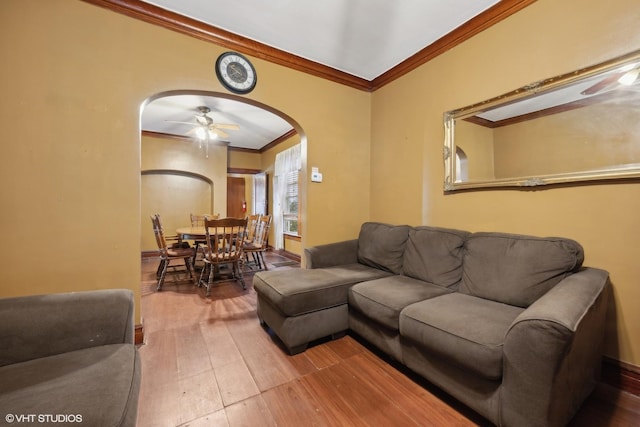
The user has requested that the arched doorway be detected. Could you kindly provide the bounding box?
[139,90,307,256]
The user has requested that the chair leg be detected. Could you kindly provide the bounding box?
[254,252,262,270]
[235,261,246,290]
[156,259,165,279]
[157,259,169,291]
[206,262,216,297]
[184,257,196,285]
[193,242,200,266]
[198,262,208,288]
[259,251,268,270]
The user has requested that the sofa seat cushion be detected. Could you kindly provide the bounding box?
[400,293,524,380]
[357,222,410,274]
[349,276,452,331]
[254,265,392,317]
[0,344,140,426]
[402,226,470,287]
[460,232,584,307]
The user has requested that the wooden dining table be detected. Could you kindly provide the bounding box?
[175,226,208,242]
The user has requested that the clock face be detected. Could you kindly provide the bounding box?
[215,52,257,94]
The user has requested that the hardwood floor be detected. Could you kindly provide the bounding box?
[138,253,640,426]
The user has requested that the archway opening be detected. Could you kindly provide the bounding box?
[139,90,307,258]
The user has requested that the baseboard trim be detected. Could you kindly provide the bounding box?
[602,356,640,397]
[141,250,160,258]
[135,324,144,345]
[272,248,301,263]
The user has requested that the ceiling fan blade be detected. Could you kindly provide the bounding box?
[581,71,626,95]
[213,123,240,130]
[165,120,197,126]
[211,128,229,138]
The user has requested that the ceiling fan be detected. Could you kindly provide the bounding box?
[167,106,239,139]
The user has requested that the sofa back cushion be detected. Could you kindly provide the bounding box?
[460,232,584,307]
[402,226,470,287]
[357,222,410,275]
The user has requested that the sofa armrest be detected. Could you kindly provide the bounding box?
[0,289,135,367]
[304,239,359,269]
[501,267,610,427]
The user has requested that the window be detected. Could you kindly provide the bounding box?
[283,170,299,235]
[273,144,301,250]
[252,172,267,215]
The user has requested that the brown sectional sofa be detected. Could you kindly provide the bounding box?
[254,222,611,426]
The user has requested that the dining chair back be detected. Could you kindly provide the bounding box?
[243,214,272,271]
[151,214,196,291]
[190,213,219,227]
[189,213,219,264]
[245,214,261,243]
[199,217,249,296]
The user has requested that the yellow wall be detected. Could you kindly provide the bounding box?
[0,0,371,324]
[141,134,227,251]
[370,0,640,364]
[228,149,262,171]
[2,0,639,367]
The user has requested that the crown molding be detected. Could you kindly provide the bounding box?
[82,0,371,91]
[82,0,535,92]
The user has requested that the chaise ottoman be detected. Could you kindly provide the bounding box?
[254,265,392,354]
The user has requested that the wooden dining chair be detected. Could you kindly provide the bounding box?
[244,214,261,244]
[189,213,219,264]
[199,217,249,296]
[190,213,217,227]
[151,214,196,291]
[243,214,272,271]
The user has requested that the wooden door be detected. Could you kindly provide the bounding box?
[227,177,246,218]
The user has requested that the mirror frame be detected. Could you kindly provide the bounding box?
[444,49,640,191]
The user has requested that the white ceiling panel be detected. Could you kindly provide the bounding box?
[141,0,500,80]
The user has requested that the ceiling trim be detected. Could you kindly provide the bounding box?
[258,129,298,153]
[228,167,262,175]
[142,130,192,142]
[82,0,370,91]
[82,0,536,92]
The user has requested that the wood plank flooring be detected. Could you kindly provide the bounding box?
[138,253,640,426]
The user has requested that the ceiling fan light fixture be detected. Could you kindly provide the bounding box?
[618,68,640,86]
[195,127,207,140]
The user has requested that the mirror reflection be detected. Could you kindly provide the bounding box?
[444,49,640,191]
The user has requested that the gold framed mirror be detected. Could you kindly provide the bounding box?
[444,49,640,191]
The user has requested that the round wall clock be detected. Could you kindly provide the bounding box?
[215,52,257,94]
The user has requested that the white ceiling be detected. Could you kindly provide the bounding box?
[142,95,294,151]
[140,0,500,80]
[140,0,501,150]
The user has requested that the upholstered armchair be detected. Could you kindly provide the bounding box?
[0,289,141,426]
